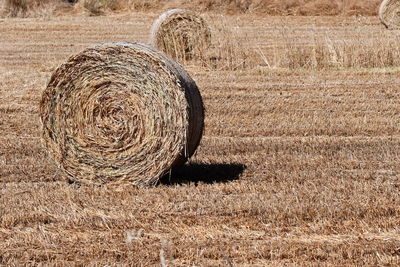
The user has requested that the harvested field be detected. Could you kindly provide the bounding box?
[1,10,400,266]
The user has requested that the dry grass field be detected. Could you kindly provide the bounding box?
[2,3,400,266]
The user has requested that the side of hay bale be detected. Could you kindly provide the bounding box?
[40,42,204,186]
[379,0,400,29]
[149,8,211,61]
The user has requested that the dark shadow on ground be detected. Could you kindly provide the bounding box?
[159,163,246,186]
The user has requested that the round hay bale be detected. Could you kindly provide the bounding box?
[40,42,204,186]
[149,8,211,61]
[379,0,400,29]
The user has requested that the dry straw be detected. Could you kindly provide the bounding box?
[149,8,211,61]
[40,42,204,186]
[379,0,400,29]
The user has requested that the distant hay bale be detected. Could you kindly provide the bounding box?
[40,42,204,186]
[379,0,400,29]
[149,9,211,61]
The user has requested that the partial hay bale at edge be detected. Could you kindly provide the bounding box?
[40,42,204,187]
[379,0,400,29]
[149,8,212,61]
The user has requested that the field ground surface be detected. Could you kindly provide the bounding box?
[2,11,400,266]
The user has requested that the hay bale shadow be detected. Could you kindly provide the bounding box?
[160,163,246,186]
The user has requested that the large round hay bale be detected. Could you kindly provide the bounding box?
[40,42,204,186]
[379,0,400,29]
[149,9,211,61]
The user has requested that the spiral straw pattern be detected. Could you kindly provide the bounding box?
[40,42,204,186]
[149,9,211,61]
[379,0,400,29]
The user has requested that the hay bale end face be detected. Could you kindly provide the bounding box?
[40,42,204,186]
[149,9,211,61]
[379,0,400,29]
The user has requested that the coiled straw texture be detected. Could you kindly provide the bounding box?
[149,9,211,61]
[379,0,400,29]
[40,42,204,186]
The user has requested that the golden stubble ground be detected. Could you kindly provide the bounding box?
[1,12,400,266]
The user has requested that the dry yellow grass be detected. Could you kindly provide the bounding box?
[2,0,62,17]
[1,0,382,17]
[1,11,400,266]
